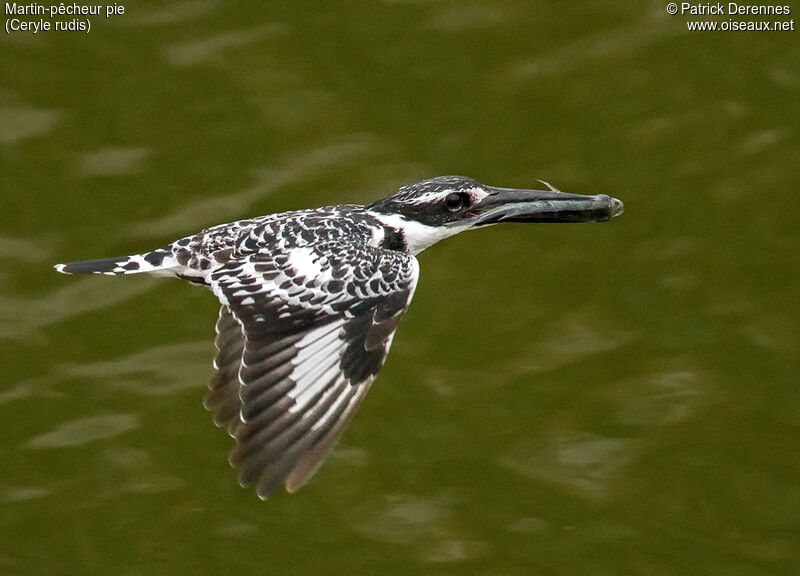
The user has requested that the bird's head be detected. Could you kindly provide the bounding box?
[368,175,624,254]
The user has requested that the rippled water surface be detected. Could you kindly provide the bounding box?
[3,2,799,575]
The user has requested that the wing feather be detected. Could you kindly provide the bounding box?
[203,306,244,433]
[285,381,372,493]
[204,242,419,497]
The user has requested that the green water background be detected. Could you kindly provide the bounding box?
[2,2,799,574]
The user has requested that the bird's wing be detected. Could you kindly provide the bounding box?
[204,243,419,498]
[203,305,245,433]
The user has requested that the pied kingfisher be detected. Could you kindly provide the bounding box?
[55,175,624,499]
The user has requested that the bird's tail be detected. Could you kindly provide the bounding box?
[55,247,178,276]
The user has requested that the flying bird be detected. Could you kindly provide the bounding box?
[55,175,624,498]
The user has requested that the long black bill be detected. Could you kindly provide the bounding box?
[469,183,624,226]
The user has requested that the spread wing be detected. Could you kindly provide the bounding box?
[202,243,419,498]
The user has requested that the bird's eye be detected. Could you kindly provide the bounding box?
[443,192,467,212]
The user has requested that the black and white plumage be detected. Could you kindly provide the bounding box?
[55,175,623,498]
